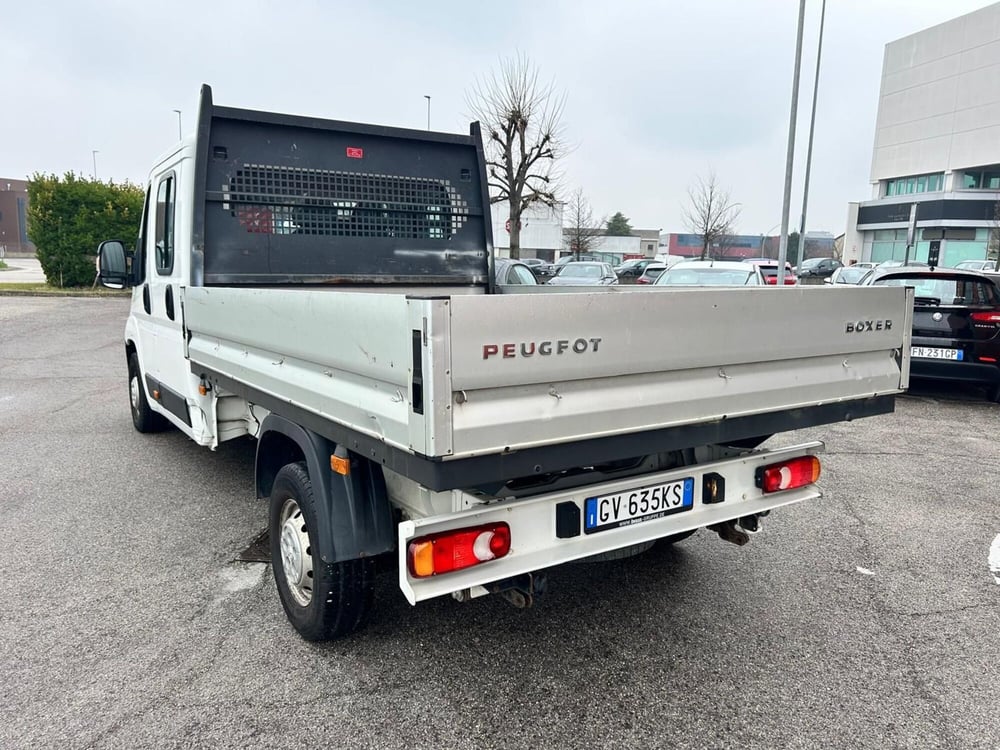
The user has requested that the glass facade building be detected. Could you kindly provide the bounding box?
[845,5,1000,269]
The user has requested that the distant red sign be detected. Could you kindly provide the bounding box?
[346,147,364,159]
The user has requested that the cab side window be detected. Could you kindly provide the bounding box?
[154,174,176,275]
[134,186,151,284]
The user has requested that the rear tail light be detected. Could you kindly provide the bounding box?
[407,523,511,578]
[756,456,821,493]
[971,312,1000,325]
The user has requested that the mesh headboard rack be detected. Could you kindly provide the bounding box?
[190,85,493,288]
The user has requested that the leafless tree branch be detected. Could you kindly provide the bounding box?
[467,52,567,258]
[564,188,605,260]
[990,199,1000,271]
[682,170,742,260]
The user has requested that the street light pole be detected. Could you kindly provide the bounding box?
[777,0,808,284]
[92,150,99,180]
[424,95,431,131]
[172,109,183,140]
[798,0,827,264]
[762,223,781,257]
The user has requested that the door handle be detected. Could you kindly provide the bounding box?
[165,285,175,321]
[142,285,151,315]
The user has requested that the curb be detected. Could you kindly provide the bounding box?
[0,289,130,298]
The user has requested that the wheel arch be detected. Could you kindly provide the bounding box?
[256,413,395,564]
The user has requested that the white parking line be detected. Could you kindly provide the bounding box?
[990,534,1000,585]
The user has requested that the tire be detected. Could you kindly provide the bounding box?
[269,461,375,641]
[127,352,168,433]
[987,383,1000,403]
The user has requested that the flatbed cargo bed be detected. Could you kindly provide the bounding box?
[184,283,912,490]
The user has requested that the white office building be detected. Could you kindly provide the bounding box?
[491,202,564,260]
[844,2,1000,267]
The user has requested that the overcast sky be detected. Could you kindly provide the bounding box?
[2,0,995,237]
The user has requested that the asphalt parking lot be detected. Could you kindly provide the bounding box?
[2,296,999,749]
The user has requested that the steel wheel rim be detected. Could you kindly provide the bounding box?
[130,374,140,411]
[279,498,313,607]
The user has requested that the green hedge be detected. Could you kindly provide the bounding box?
[27,173,143,287]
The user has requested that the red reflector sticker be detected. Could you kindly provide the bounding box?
[346,147,364,159]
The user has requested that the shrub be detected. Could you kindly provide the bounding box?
[27,173,143,287]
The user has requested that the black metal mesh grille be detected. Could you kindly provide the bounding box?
[224,164,470,239]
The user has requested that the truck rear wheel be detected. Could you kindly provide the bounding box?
[269,461,375,641]
[127,352,168,433]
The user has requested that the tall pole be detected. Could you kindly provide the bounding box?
[777,0,808,284]
[92,150,99,180]
[424,95,431,130]
[798,0,827,266]
[172,109,183,140]
[762,223,781,257]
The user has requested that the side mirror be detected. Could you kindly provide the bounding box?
[823,277,833,285]
[98,240,129,289]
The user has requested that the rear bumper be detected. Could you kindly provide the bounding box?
[398,441,824,604]
[910,358,1000,385]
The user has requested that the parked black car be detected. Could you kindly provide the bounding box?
[518,257,553,279]
[797,257,842,279]
[614,258,658,279]
[866,268,1000,401]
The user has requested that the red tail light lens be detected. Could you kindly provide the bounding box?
[971,312,1000,324]
[407,523,511,578]
[757,456,821,493]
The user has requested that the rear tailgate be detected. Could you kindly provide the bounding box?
[441,286,911,457]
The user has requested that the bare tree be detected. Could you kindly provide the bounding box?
[565,188,604,260]
[468,53,566,259]
[990,199,1000,271]
[683,171,742,260]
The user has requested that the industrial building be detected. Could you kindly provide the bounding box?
[0,179,34,256]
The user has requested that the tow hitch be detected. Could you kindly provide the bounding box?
[453,572,548,608]
[710,512,767,546]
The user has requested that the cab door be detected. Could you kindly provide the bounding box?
[143,167,192,430]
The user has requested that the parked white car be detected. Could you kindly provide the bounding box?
[654,260,767,286]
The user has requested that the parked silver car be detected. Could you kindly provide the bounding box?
[825,266,870,285]
[547,261,619,286]
[955,259,999,272]
[494,258,540,287]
